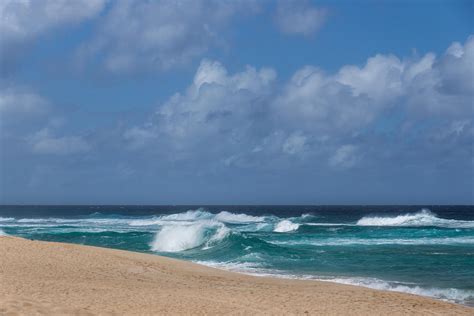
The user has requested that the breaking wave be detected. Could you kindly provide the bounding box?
[357,209,474,228]
[214,211,265,223]
[130,209,265,226]
[159,209,213,221]
[274,220,300,232]
[150,220,230,252]
[2,207,473,306]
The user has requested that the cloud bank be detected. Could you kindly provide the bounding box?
[119,36,473,173]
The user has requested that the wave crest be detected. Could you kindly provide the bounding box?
[130,209,265,226]
[274,220,300,232]
[214,211,265,223]
[150,220,230,252]
[159,209,213,221]
[357,209,474,228]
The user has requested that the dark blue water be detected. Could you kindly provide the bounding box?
[1,205,473,305]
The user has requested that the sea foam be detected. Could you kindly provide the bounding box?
[357,209,474,228]
[317,277,474,304]
[270,236,474,246]
[150,220,229,252]
[159,209,213,221]
[274,220,300,232]
[214,211,265,223]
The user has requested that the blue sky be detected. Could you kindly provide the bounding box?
[0,0,473,204]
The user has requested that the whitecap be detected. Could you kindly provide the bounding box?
[274,220,300,232]
[159,209,213,222]
[214,211,265,223]
[150,220,229,252]
[270,236,474,246]
[128,217,163,226]
[356,209,474,228]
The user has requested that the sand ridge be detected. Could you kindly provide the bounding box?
[0,236,472,315]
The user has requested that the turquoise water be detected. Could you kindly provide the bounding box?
[1,206,473,305]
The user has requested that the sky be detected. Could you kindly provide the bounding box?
[0,0,473,205]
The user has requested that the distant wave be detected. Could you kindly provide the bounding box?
[16,217,134,225]
[130,209,266,227]
[5,208,473,229]
[305,223,353,227]
[2,207,473,306]
[215,211,265,223]
[158,209,213,221]
[357,209,474,228]
[271,236,474,246]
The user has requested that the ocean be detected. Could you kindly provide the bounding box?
[1,205,473,306]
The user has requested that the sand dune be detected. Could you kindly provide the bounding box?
[0,236,471,315]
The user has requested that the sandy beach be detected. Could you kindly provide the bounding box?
[0,236,471,315]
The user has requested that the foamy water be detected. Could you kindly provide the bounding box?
[1,206,473,305]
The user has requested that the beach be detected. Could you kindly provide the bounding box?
[0,236,471,315]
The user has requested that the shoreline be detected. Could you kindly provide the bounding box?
[1,236,472,315]
[191,262,472,306]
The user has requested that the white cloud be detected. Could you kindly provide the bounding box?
[337,54,406,103]
[155,59,276,145]
[121,36,473,169]
[272,65,378,134]
[436,36,474,96]
[28,128,90,155]
[275,0,327,36]
[0,0,106,64]
[404,36,474,116]
[274,36,474,137]
[0,88,49,115]
[77,0,259,73]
